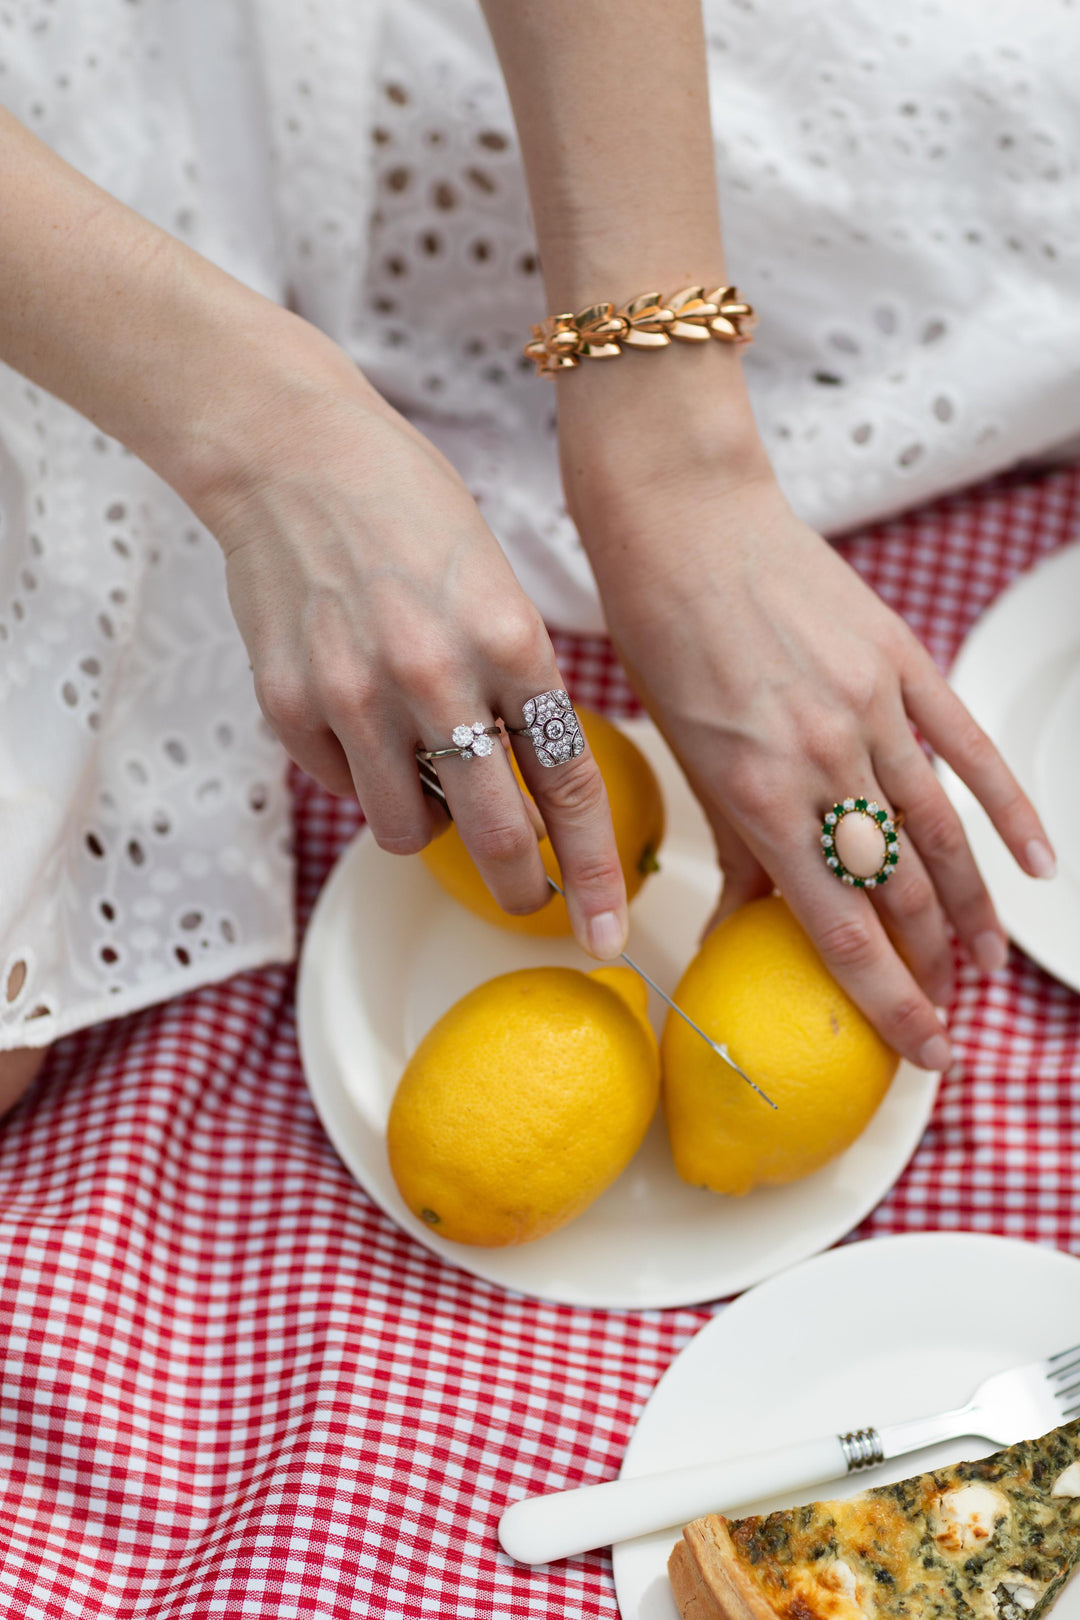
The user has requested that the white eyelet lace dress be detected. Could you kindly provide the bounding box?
[1,0,1078,1048]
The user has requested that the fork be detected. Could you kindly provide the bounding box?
[498,1343,1080,1565]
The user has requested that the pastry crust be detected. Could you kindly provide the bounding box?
[670,1518,785,1620]
[669,1421,1080,1620]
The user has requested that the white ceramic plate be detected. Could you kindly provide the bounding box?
[297,721,939,1309]
[939,541,1080,992]
[613,1231,1080,1620]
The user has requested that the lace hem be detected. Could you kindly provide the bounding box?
[0,930,297,1052]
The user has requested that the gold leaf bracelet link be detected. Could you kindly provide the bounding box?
[668,285,719,343]
[575,302,629,360]
[619,291,675,350]
[708,285,758,344]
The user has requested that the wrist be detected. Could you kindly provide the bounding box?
[154,293,386,525]
[556,340,774,523]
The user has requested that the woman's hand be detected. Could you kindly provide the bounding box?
[559,365,1055,1068]
[185,322,628,959]
[0,108,627,960]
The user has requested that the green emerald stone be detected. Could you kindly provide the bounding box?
[855,798,868,812]
[875,808,887,822]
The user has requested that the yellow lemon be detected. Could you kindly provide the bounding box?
[419,708,664,935]
[387,966,659,1246]
[661,896,899,1195]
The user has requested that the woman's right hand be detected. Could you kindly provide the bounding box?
[0,101,626,959]
[184,321,629,961]
[0,106,626,958]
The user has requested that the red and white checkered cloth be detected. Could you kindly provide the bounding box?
[1,468,1077,1618]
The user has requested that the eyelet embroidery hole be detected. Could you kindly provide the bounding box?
[5,959,27,1003]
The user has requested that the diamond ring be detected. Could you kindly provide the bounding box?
[416,722,501,763]
[821,796,904,887]
[506,690,585,768]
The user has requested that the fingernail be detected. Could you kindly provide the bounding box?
[587,910,627,961]
[972,929,1008,975]
[1025,839,1057,880]
[918,1033,952,1073]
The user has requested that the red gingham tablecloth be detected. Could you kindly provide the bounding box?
[2,467,1078,1618]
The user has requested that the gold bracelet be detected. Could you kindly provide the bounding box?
[523,284,756,377]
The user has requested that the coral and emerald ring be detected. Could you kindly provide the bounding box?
[821,797,904,888]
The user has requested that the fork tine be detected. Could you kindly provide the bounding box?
[1044,1348,1080,1419]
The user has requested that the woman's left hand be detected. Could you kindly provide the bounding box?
[558,369,1055,1071]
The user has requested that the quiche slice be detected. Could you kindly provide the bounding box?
[669,1421,1080,1620]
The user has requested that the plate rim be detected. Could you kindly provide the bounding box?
[941,539,1080,992]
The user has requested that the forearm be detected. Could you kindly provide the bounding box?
[478,0,769,517]
[479,0,725,302]
[0,106,369,509]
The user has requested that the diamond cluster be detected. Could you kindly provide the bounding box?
[450,721,496,760]
[520,690,585,768]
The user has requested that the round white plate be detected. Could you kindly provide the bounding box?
[297,721,939,1309]
[613,1231,1080,1620]
[939,541,1080,991]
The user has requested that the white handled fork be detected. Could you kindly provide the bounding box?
[499,1343,1080,1565]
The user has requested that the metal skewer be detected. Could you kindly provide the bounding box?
[544,874,774,1107]
[416,757,776,1109]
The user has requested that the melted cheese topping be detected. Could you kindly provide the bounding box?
[932,1484,1011,1552]
[789,1558,866,1620]
[998,1574,1041,1611]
